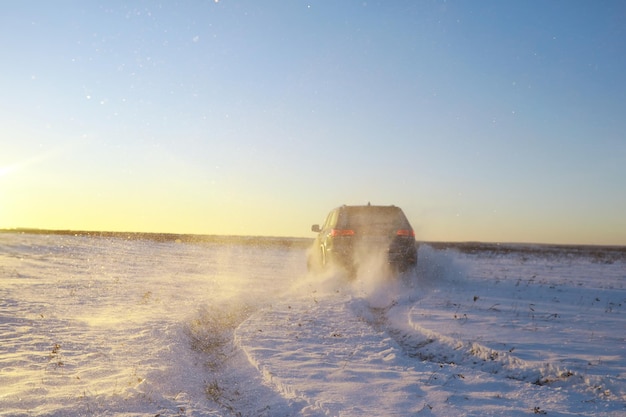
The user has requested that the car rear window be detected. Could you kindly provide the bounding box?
[338,207,409,231]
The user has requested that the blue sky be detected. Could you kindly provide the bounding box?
[1,1,625,244]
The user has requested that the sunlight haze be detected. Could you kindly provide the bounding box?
[1,1,625,245]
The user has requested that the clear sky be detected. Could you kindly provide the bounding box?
[1,1,625,245]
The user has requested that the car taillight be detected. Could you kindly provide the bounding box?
[330,229,355,237]
[396,229,415,237]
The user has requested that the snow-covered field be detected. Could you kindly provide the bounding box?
[1,232,624,416]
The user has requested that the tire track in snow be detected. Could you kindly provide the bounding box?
[235,292,441,417]
[367,301,563,385]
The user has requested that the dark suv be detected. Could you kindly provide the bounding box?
[308,204,417,275]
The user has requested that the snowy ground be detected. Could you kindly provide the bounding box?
[0,232,624,416]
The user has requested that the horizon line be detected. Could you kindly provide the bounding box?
[2,227,625,250]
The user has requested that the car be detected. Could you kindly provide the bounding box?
[308,204,417,276]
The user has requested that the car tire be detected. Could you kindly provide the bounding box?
[320,247,327,269]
